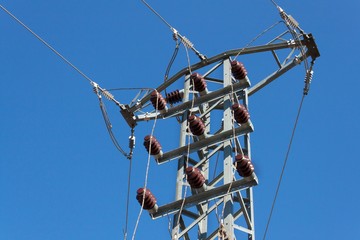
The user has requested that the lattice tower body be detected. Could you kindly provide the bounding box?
[122,31,319,239]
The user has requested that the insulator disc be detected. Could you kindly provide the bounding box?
[190,73,207,92]
[232,103,250,124]
[136,188,157,210]
[234,154,254,177]
[166,89,183,104]
[188,115,206,136]
[231,61,247,80]
[150,91,167,111]
[143,135,162,156]
[186,167,205,189]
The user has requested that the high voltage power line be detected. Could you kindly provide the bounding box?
[0,1,319,239]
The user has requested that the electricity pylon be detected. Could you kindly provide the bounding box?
[115,12,320,238]
[0,2,319,239]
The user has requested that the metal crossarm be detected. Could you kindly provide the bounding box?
[151,175,258,219]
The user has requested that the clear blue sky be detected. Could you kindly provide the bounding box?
[1,1,359,239]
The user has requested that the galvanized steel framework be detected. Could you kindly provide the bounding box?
[0,3,319,239]
[120,31,319,239]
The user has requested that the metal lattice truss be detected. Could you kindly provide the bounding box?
[118,30,319,239]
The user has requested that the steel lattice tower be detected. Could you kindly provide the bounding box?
[120,27,319,239]
[0,2,320,239]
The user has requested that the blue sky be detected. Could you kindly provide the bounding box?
[1,1,359,239]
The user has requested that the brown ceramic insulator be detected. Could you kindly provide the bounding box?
[150,91,167,111]
[185,167,205,189]
[166,89,183,104]
[143,135,162,156]
[188,115,206,136]
[231,60,247,80]
[234,154,254,177]
[136,188,157,210]
[190,72,207,92]
[232,103,250,124]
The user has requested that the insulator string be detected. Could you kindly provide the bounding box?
[303,60,315,95]
[275,5,311,75]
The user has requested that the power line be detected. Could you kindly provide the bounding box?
[0,5,140,236]
[262,94,306,240]
[0,4,95,85]
[98,96,129,157]
[1,3,316,238]
[131,93,160,240]
[140,0,206,60]
[140,0,174,31]
[270,0,279,7]
[123,155,133,240]
[234,21,283,60]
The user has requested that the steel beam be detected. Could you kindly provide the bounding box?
[157,122,254,164]
[172,74,191,239]
[177,199,224,239]
[135,78,250,122]
[128,40,306,114]
[248,52,308,96]
[151,175,258,219]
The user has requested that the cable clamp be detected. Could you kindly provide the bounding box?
[172,28,179,41]
[92,82,101,97]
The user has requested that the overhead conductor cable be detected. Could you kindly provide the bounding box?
[263,2,318,239]
[140,0,206,60]
[94,85,129,158]
[0,4,96,85]
[0,4,134,160]
[132,90,161,240]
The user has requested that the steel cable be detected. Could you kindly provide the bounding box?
[0,4,95,85]
[262,94,306,240]
[131,90,159,240]
[234,21,283,60]
[123,156,133,240]
[99,98,128,157]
